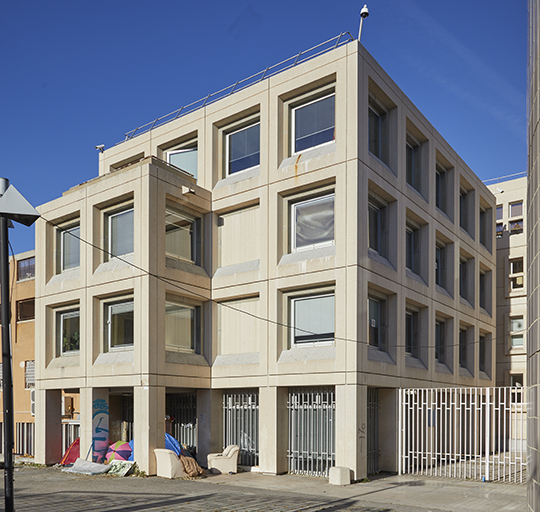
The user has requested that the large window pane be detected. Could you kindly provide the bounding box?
[165,302,200,353]
[293,94,335,153]
[62,226,80,271]
[168,147,198,179]
[292,294,334,344]
[107,301,134,349]
[109,209,134,257]
[17,257,35,281]
[59,310,80,354]
[293,195,334,251]
[510,201,523,217]
[227,123,260,175]
[166,209,197,263]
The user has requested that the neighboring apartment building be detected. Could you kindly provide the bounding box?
[487,176,527,389]
[34,34,496,478]
[0,251,36,456]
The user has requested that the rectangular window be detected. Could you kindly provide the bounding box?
[435,243,446,289]
[165,301,202,354]
[479,271,486,310]
[60,225,80,271]
[24,360,35,389]
[165,208,201,264]
[105,300,134,350]
[17,299,35,322]
[511,258,524,274]
[106,208,134,258]
[17,257,35,281]
[459,328,467,368]
[368,296,387,351]
[509,220,523,235]
[510,316,525,348]
[459,258,468,301]
[406,135,421,192]
[511,275,524,290]
[167,144,198,179]
[406,225,420,274]
[291,194,334,251]
[496,223,504,238]
[435,164,447,213]
[405,310,419,358]
[292,93,335,154]
[479,207,490,249]
[479,335,486,373]
[459,190,468,231]
[496,205,503,221]
[368,96,389,165]
[510,201,523,217]
[57,309,80,355]
[226,123,260,175]
[291,293,334,346]
[368,201,388,258]
[435,320,445,364]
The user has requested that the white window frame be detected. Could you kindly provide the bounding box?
[510,315,525,349]
[291,193,335,252]
[165,300,202,354]
[290,292,335,348]
[291,92,335,155]
[106,207,134,259]
[225,122,260,176]
[58,308,80,356]
[166,142,198,179]
[60,224,81,272]
[165,207,200,264]
[104,299,134,351]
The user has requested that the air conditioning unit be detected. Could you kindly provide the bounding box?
[30,389,35,416]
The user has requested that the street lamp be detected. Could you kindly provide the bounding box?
[0,178,40,512]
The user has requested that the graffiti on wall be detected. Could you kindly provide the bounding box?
[92,398,109,463]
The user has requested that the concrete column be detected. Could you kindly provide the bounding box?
[259,386,288,474]
[79,387,94,462]
[335,383,367,480]
[196,389,222,468]
[91,388,109,463]
[35,389,62,465]
[134,385,165,475]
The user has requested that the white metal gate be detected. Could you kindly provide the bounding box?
[223,391,259,466]
[399,387,526,483]
[15,422,35,457]
[288,387,335,477]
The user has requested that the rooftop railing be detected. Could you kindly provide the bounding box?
[117,32,355,145]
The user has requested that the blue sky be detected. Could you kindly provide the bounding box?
[0,0,527,254]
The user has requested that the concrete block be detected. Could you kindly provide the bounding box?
[328,466,351,485]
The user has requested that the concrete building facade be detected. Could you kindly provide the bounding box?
[528,0,540,508]
[487,176,527,388]
[34,36,496,478]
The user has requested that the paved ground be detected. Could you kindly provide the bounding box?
[0,465,527,512]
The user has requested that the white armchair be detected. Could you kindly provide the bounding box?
[207,444,240,474]
[154,448,186,479]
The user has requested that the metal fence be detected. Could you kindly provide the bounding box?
[167,393,197,453]
[223,391,259,466]
[367,388,379,474]
[399,387,526,483]
[288,387,335,477]
[61,421,80,454]
[117,32,354,144]
[15,422,35,456]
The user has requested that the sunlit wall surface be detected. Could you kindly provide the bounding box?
[528,1,540,508]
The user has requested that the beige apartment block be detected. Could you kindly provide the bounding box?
[34,36,496,478]
[487,176,527,389]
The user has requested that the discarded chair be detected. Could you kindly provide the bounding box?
[154,448,186,479]
[207,444,240,474]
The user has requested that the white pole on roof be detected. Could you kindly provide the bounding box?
[358,4,369,43]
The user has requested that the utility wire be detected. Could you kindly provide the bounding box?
[39,215,499,351]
